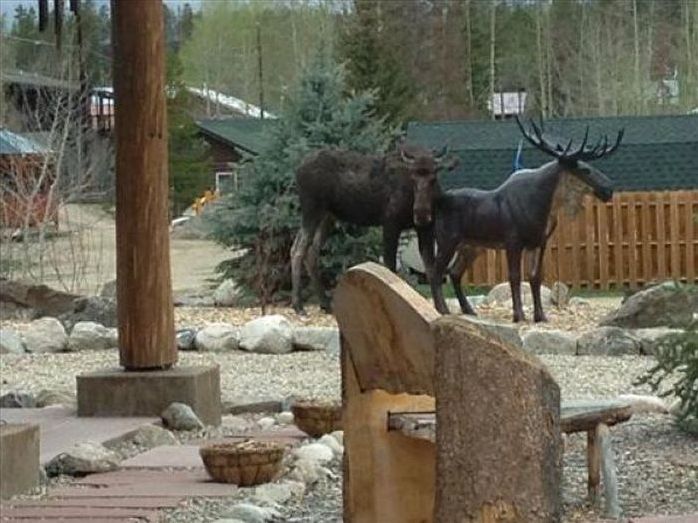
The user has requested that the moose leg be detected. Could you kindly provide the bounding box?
[431,242,457,315]
[506,247,525,323]
[416,226,435,283]
[449,245,478,315]
[305,216,333,313]
[291,228,312,315]
[529,245,548,322]
[382,225,401,273]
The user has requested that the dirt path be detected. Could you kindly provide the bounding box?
[16,204,230,295]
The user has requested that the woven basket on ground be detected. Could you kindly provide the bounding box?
[291,400,342,438]
[199,440,284,486]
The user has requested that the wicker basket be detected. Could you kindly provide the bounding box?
[291,400,342,438]
[199,440,284,486]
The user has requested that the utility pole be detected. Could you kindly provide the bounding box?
[257,23,265,120]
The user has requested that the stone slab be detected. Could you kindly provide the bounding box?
[5,497,183,508]
[0,506,158,521]
[77,365,221,425]
[0,423,40,499]
[629,517,698,523]
[0,407,157,465]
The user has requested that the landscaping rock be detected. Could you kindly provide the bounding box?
[631,327,685,356]
[292,326,339,353]
[329,430,344,446]
[0,329,25,354]
[289,458,324,485]
[257,416,276,430]
[569,297,591,308]
[522,328,577,356]
[22,317,67,353]
[239,315,293,354]
[485,282,552,307]
[174,292,215,307]
[194,323,239,352]
[60,296,117,331]
[459,315,522,349]
[176,328,197,351]
[0,391,36,408]
[36,389,75,407]
[161,402,204,431]
[577,326,641,356]
[551,281,570,306]
[221,415,252,433]
[100,280,117,298]
[318,434,343,457]
[130,425,179,448]
[213,279,242,307]
[45,441,120,476]
[276,411,294,425]
[223,396,283,415]
[222,503,280,523]
[0,279,81,319]
[600,281,698,329]
[294,443,334,463]
[253,481,295,506]
[67,321,117,351]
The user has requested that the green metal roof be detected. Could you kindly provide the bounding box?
[196,118,273,155]
[407,115,698,191]
[0,129,50,155]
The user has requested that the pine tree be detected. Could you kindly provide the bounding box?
[338,0,415,124]
[208,50,396,306]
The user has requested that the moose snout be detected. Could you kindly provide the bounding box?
[414,212,433,226]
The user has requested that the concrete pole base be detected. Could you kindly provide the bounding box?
[76,365,221,426]
[0,423,40,499]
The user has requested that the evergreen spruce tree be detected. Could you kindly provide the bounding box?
[208,51,397,306]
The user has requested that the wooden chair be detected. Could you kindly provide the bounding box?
[333,262,631,522]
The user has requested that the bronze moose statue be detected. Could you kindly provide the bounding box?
[429,117,624,323]
[291,143,454,315]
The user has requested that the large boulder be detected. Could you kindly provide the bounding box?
[550,281,570,307]
[0,329,26,354]
[176,328,198,350]
[239,315,294,354]
[67,321,118,351]
[600,281,698,329]
[485,282,552,308]
[0,279,81,319]
[59,296,117,331]
[213,279,242,307]
[45,441,120,477]
[130,425,179,448]
[522,328,578,356]
[631,327,685,356]
[0,391,36,408]
[292,326,340,354]
[99,280,117,298]
[36,389,76,408]
[194,323,239,352]
[459,315,522,349]
[161,402,204,431]
[22,317,67,353]
[577,327,641,356]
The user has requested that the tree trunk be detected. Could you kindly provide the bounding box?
[536,0,547,118]
[633,0,642,113]
[464,0,474,110]
[112,0,176,370]
[489,1,496,120]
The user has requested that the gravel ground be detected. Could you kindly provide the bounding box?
[2,300,695,522]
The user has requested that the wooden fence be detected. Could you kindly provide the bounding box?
[463,190,698,290]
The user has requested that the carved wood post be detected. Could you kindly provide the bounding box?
[112,0,176,370]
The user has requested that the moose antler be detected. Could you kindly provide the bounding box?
[516,116,624,162]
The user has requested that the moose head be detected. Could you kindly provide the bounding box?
[516,117,624,203]
[400,144,453,226]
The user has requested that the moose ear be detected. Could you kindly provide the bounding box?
[442,155,459,171]
[433,145,449,161]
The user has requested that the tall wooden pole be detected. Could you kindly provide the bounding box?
[112,0,176,370]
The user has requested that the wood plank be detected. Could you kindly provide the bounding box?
[486,249,496,285]
[570,211,581,288]
[670,191,681,280]
[628,195,638,289]
[598,202,610,290]
[598,423,620,518]
[686,192,696,283]
[641,192,653,283]
[656,193,667,280]
[587,428,601,507]
[585,196,596,288]
[613,195,623,288]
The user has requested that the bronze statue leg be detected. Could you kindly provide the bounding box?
[431,241,457,315]
[449,245,478,315]
[506,247,525,323]
[529,244,548,322]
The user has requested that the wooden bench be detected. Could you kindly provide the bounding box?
[333,262,632,522]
